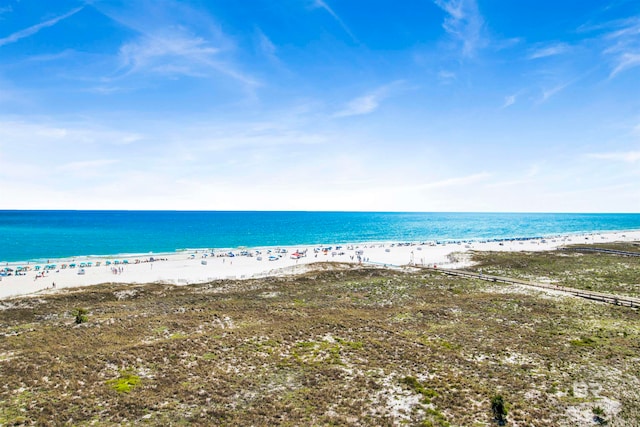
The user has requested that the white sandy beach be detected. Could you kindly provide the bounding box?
[1,230,639,300]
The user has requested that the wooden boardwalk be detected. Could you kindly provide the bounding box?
[418,266,640,309]
[560,247,640,257]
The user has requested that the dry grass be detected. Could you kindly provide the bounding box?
[469,242,640,298]
[1,259,639,426]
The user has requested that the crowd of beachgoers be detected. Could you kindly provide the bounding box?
[1,230,639,300]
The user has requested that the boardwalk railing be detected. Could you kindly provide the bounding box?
[561,247,640,257]
[417,266,640,309]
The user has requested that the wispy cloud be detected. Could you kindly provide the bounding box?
[610,52,640,77]
[257,30,276,57]
[333,81,404,118]
[0,6,83,47]
[0,6,13,16]
[588,151,640,162]
[437,70,456,84]
[502,94,517,108]
[434,0,486,57]
[256,28,282,66]
[25,49,75,62]
[313,0,358,43]
[57,159,119,173]
[334,94,379,118]
[528,42,570,59]
[116,30,257,86]
[417,172,491,190]
[91,2,258,89]
[585,17,640,78]
[118,33,217,73]
[0,119,146,148]
[540,82,571,102]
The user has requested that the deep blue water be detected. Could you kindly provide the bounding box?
[1,211,639,262]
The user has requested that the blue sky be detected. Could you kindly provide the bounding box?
[0,0,639,212]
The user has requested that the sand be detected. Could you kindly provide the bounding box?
[1,230,639,300]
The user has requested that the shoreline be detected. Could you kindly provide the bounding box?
[1,229,639,300]
[4,227,640,265]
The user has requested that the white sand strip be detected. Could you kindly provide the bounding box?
[1,230,639,300]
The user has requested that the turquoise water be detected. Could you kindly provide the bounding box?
[1,211,639,262]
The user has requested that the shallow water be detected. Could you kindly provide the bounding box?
[1,210,639,262]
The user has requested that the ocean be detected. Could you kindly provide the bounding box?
[1,211,639,263]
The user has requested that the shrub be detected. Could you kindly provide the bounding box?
[106,369,141,393]
[72,308,88,324]
[401,376,438,403]
[592,406,607,425]
[491,395,507,425]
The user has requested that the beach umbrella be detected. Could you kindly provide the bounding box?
[105,261,111,265]
[34,266,41,271]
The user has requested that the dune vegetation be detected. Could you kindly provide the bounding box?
[1,248,639,426]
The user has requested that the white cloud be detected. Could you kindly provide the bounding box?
[588,151,640,162]
[610,52,640,77]
[0,119,145,148]
[0,6,83,47]
[438,70,456,83]
[57,159,119,173]
[334,94,380,118]
[528,42,570,59]
[333,81,405,118]
[92,2,258,88]
[596,17,640,78]
[434,0,486,57]
[313,0,358,43]
[416,172,491,190]
[502,94,516,108]
[256,28,284,68]
[116,31,257,86]
[119,33,216,73]
[539,81,572,103]
[257,29,276,58]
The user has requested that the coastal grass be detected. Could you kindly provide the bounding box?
[469,242,640,298]
[0,258,639,426]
